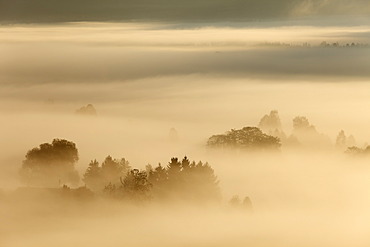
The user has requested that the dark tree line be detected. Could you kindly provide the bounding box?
[261,42,370,49]
[147,157,220,202]
[345,146,370,156]
[96,156,221,203]
[19,139,224,204]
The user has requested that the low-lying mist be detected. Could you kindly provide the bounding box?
[2,22,370,247]
[1,23,370,85]
[2,150,370,247]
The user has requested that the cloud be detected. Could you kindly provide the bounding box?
[1,0,370,23]
[292,0,370,16]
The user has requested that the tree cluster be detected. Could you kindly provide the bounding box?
[75,104,97,116]
[207,127,281,151]
[19,139,222,204]
[336,130,356,151]
[101,156,220,203]
[147,157,220,202]
[258,112,332,149]
[208,111,359,151]
[258,110,287,142]
[345,146,370,156]
[83,156,130,192]
[261,41,370,49]
[320,41,369,48]
[19,139,80,187]
[229,195,253,211]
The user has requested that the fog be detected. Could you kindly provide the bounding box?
[1,22,370,246]
[1,24,370,86]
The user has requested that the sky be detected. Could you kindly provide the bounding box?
[0,0,370,23]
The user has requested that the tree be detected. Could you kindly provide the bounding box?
[346,146,370,156]
[101,156,130,185]
[258,110,287,143]
[229,195,253,211]
[148,157,221,202]
[147,163,168,200]
[83,156,130,192]
[168,128,179,142]
[293,116,312,131]
[289,116,331,149]
[207,127,281,151]
[242,196,253,211]
[229,195,241,207]
[258,110,283,134]
[83,160,102,191]
[335,130,356,150]
[99,156,220,203]
[75,104,97,116]
[120,169,152,201]
[187,161,220,201]
[335,130,347,150]
[19,139,80,187]
[147,163,167,185]
[167,157,182,176]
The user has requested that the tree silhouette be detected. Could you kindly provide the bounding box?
[84,155,221,203]
[207,127,281,151]
[336,130,347,150]
[102,156,130,185]
[289,116,331,149]
[229,195,253,211]
[258,110,287,144]
[346,146,370,156]
[229,195,241,207]
[83,156,130,192]
[147,163,167,184]
[335,130,356,150]
[293,116,312,131]
[75,104,97,116]
[102,169,152,202]
[19,139,80,187]
[242,196,253,211]
[120,169,152,201]
[148,156,221,202]
[167,157,182,179]
[146,163,168,200]
[258,110,283,133]
[83,160,102,191]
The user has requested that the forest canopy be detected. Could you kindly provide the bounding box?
[94,156,221,203]
[18,139,222,203]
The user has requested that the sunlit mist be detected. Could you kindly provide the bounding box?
[1,8,370,247]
